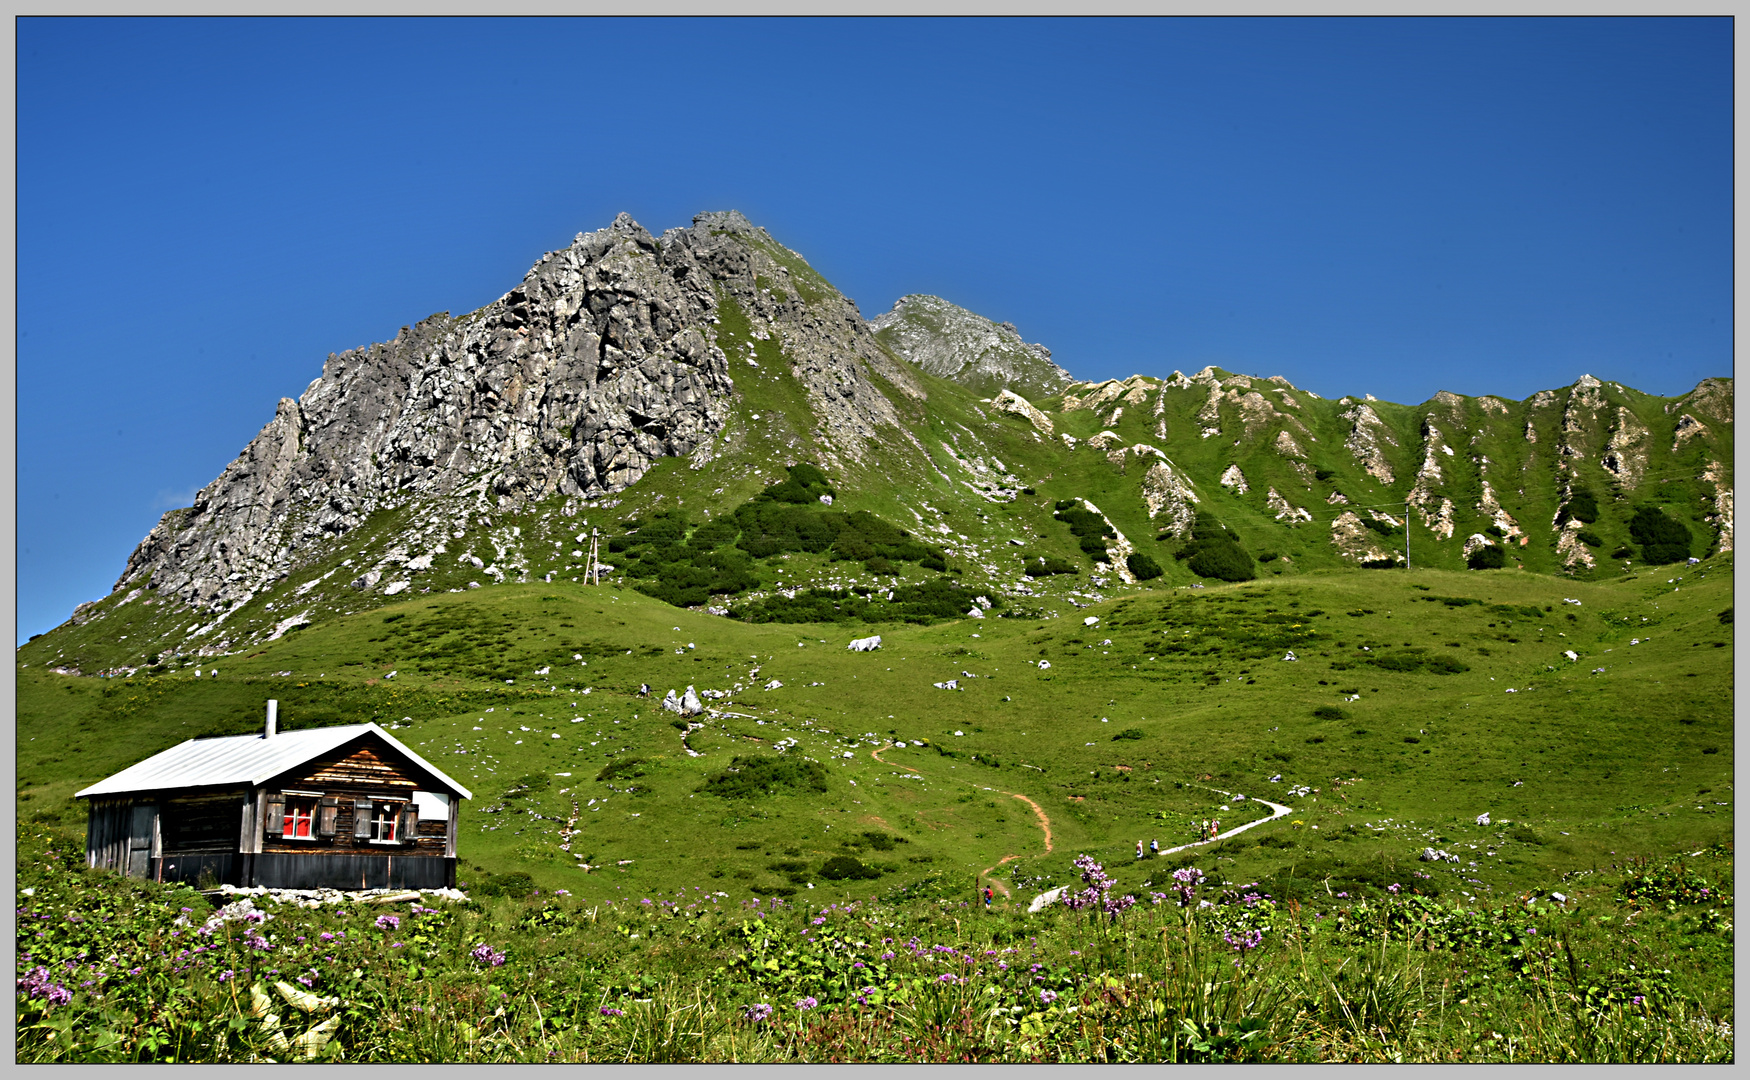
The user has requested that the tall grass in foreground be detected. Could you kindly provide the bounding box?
[15,826,1732,1063]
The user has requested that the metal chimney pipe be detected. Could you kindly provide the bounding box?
[266,699,278,738]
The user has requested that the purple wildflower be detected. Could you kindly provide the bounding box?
[375,914,401,931]
[599,1006,624,1017]
[1040,989,1058,1005]
[16,967,73,1007]
[470,944,507,967]
[795,996,819,1009]
[743,1002,774,1023]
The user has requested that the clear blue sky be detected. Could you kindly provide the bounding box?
[17,17,1731,641]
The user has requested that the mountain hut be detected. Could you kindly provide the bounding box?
[75,701,471,890]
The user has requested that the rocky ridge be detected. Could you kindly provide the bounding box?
[869,294,1070,400]
[29,211,1735,675]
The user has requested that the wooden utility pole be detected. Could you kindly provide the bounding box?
[1405,500,1411,571]
[587,529,601,586]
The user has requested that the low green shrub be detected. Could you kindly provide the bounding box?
[1126,552,1163,581]
[1468,545,1507,570]
[819,854,882,880]
[476,871,535,898]
[1629,505,1693,564]
[700,755,828,799]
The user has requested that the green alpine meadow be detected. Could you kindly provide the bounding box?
[17,211,1732,1063]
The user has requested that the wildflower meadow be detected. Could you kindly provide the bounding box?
[15,824,1732,1063]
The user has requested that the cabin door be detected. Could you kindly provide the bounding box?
[126,805,157,879]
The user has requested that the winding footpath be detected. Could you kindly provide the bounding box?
[1155,788,1295,856]
[869,746,1292,906]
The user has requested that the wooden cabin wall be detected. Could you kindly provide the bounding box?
[85,798,133,872]
[161,792,243,853]
[259,739,452,859]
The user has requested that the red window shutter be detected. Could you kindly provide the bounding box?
[317,797,339,838]
[264,794,286,838]
[353,799,373,839]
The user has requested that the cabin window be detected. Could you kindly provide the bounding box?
[283,798,319,839]
[369,802,400,842]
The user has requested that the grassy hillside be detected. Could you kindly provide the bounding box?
[22,556,1732,912]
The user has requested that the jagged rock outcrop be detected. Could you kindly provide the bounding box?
[1676,377,1733,424]
[1672,413,1709,450]
[991,388,1054,436]
[1704,460,1733,554]
[1408,421,1456,539]
[1600,406,1648,488]
[1330,511,1394,563]
[1079,499,1136,584]
[1266,487,1312,525]
[1555,520,1595,572]
[871,294,1070,398]
[114,210,917,616]
[1477,480,1524,543]
[1342,402,1397,484]
[1140,459,1199,539]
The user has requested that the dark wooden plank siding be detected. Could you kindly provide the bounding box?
[85,799,133,872]
[290,742,426,792]
[152,853,239,887]
[161,792,244,854]
[252,853,456,891]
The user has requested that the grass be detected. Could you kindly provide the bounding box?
[20,558,1734,916]
[13,824,1733,1062]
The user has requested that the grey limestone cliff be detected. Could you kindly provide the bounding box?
[869,294,1071,399]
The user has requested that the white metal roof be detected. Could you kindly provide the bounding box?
[75,723,472,801]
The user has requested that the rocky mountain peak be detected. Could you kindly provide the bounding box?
[869,294,1071,399]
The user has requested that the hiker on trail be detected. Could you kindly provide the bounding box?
[984,886,993,907]
[1200,819,1209,841]
[1136,841,1145,859]
[1150,839,1159,854]
[1211,819,1220,839]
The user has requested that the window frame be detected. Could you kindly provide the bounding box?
[367,799,405,844]
[274,789,326,842]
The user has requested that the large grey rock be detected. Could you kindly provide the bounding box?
[869,294,1070,399]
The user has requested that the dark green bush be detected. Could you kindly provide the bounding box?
[475,871,535,899]
[1629,506,1693,564]
[1180,512,1255,582]
[1022,553,1077,577]
[1368,649,1469,675]
[1577,530,1603,547]
[1312,706,1347,721]
[1361,558,1400,569]
[819,855,882,881]
[1053,503,1115,565]
[700,755,828,799]
[1564,489,1600,524]
[1467,545,1507,570]
[1111,727,1146,741]
[1125,552,1163,581]
[595,758,648,783]
[504,773,552,799]
[730,579,998,625]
